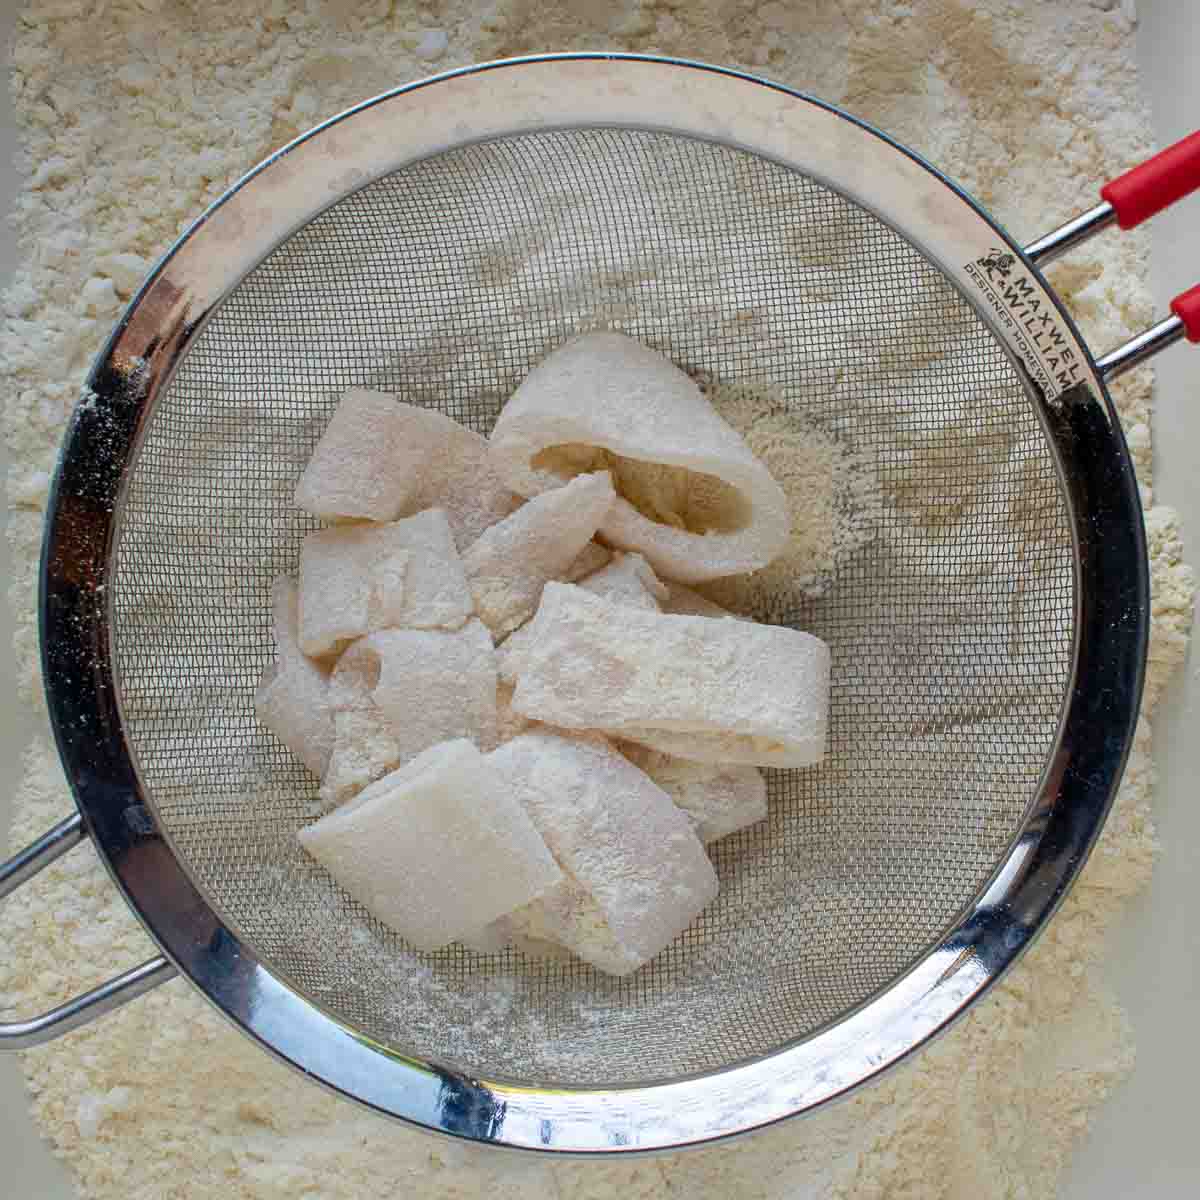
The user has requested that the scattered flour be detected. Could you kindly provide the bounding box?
[1,2,1195,1199]
[414,29,450,62]
[699,377,882,612]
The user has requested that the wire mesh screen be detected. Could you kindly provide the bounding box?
[110,128,1074,1088]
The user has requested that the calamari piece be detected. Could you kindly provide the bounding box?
[662,581,746,621]
[395,401,522,550]
[462,470,616,636]
[619,744,768,843]
[268,574,314,667]
[577,551,667,611]
[254,577,334,776]
[299,739,561,952]
[561,541,612,583]
[320,620,498,805]
[497,550,664,686]
[495,624,537,687]
[295,389,521,542]
[506,930,575,964]
[512,584,830,767]
[484,732,718,975]
[298,508,472,656]
[294,388,415,522]
[375,508,474,630]
[320,708,400,808]
[258,663,331,775]
[318,626,405,808]
[298,526,410,657]
[501,878,631,972]
[457,925,511,955]
[372,621,497,751]
[465,911,574,963]
[489,332,789,583]
[495,681,534,743]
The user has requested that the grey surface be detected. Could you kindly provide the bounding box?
[0,1,1197,1194]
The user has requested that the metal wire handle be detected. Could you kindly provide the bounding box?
[1025,126,1200,375]
[0,813,175,1049]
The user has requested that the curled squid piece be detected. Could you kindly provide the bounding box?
[512,584,830,767]
[462,470,616,637]
[254,576,335,776]
[489,332,790,583]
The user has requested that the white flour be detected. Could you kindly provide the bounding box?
[700,378,881,612]
[1,2,1196,1198]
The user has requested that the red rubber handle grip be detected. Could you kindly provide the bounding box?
[1100,130,1200,228]
[1172,285,1200,343]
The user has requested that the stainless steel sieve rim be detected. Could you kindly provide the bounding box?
[5,54,1149,1151]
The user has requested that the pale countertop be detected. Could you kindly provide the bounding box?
[1,3,1197,1196]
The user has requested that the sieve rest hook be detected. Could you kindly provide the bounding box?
[0,812,177,1049]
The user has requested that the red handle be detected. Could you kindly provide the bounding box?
[1172,285,1200,343]
[1100,130,1200,229]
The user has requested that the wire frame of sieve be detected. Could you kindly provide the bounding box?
[110,126,1074,1087]
[37,55,1147,1152]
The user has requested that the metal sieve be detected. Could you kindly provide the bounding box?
[4,56,1200,1152]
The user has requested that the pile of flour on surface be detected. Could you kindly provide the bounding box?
[1,2,1195,1198]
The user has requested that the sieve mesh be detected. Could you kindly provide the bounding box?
[110,128,1074,1088]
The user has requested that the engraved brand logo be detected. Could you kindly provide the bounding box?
[963,250,1085,399]
[977,248,1016,280]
